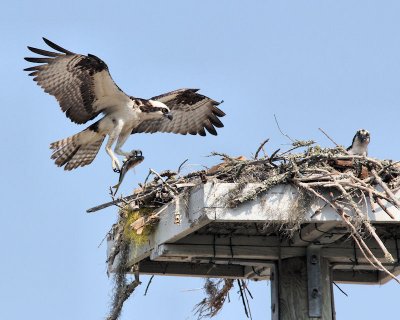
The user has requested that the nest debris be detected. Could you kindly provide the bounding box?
[103,139,400,319]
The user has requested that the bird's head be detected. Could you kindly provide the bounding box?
[355,129,370,143]
[139,100,173,120]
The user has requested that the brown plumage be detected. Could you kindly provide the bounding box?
[50,128,106,170]
[24,38,226,171]
[133,89,225,136]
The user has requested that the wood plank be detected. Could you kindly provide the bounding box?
[291,222,344,245]
[203,183,400,222]
[137,260,246,278]
[151,241,400,264]
[126,186,213,264]
[333,270,379,284]
[151,243,306,261]
[278,257,333,320]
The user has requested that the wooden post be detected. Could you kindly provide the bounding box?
[272,256,334,320]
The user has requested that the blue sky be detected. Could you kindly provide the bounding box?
[1,1,399,319]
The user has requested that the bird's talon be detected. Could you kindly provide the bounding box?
[113,168,120,173]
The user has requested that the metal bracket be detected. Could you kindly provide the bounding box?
[307,246,322,317]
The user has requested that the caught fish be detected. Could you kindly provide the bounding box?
[112,153,144,194]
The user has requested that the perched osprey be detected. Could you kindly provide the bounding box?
[24,38,225,171]
[347,129,370,156]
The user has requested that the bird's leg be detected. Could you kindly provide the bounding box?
[115,132,142,161]
[106,123,124,172]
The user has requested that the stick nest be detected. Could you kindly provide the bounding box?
[106,140,400,319]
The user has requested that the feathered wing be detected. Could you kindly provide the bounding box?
[50,123,106,170]
[132,89,225,136]
[24,38,131,124]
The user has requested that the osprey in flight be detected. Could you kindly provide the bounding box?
[24,38,225,171]
[347,129,370,156]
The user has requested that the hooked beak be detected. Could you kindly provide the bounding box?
[165,113,173,120]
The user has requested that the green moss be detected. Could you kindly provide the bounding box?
[120,207,154,246]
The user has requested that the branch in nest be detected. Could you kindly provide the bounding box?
[253,138,269,160]
[371,169,400,209]
[333,180,395,263]
[150,168,179,195]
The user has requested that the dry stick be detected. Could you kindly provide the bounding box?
[371,169,400,209]
[237,279,250,319]
[142,169,153,189]
[279,141,315,157]
[87,190,157,213]
[274,114,295,142]
[295,181,399,282]
[339,212,398,283]
[334,181,395,263]
[241,280,253,320]
[269,149,281,168]
[375,197,396,220]
[341,182,395,205]
[144,275,155,296]
[303,180,395,206]
[209,151,235,161]
[149,168,179,195]
[177,159,189,174]
[253,138,270,160]
[318,127,349,154]
[368,190,377,213]
[328,195,396,280]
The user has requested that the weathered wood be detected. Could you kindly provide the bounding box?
[151,242,400,264]
[270,263,279,320]
[106,182,400,283]
[278,257,333,320]
[291,222,344,245]
[138,260,246,278]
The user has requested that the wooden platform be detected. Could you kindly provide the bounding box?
[107,182,400,284]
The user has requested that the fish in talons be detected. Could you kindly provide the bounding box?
[112,152,144,195]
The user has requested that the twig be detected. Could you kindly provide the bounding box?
[253,138,269,160]
[269,149,281,168]
[87,190,158,213]
[333,282,348,297]
[144,275,155,296]
[237,280,250,318]
[371,169,400,209]
[334,181,395,263]
[318,128,349,154]
[274,114,294,142]
[177,159,189,174]
[375,197,396,220]
[150,168,179,195]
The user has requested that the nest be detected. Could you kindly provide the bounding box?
[104,140,400,319]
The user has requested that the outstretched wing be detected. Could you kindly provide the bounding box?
[132,89,225,136]
[24,38,131,124]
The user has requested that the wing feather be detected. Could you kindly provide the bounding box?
[24,38,130,124]
[132,89,225,136]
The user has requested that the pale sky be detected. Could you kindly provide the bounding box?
[1,1,399,319]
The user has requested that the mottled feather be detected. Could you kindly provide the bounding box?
[24,38,130,124]
[133,89,225,136]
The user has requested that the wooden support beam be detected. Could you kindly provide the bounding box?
[276,257,334,320]
[270,263,279,320]
[151,241,400,264]
[291,222,345,246]
[137,260,246,278]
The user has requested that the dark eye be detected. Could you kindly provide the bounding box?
[162,108,169,114]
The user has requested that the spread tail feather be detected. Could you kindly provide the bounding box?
[50,127,105,170]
